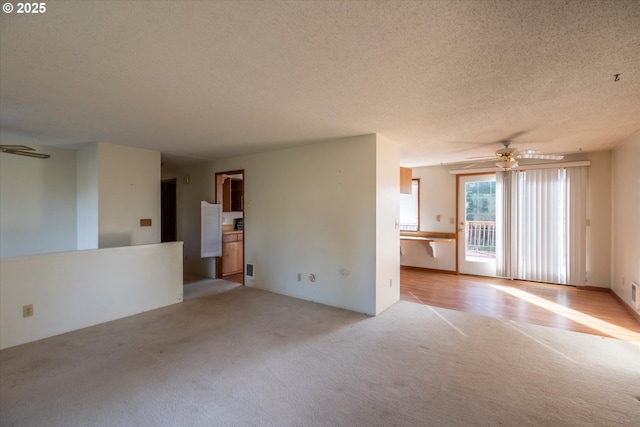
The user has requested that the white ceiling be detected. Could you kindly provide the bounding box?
[1,1,639,168]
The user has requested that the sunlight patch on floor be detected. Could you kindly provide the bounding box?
[490,285,640,343]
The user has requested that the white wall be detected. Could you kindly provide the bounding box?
[1,141,162,256]
[216,135,380,314]
[611,133,640,314]
[175,162,217,277]
[97,143,161,248]
[77,143,99,250]
[171,135,399,315]
[563,151,611,288]
[0,242,183,349]
[0,145,77,258]
[375,135,401,314]
[222,211,243,226]
[414,165,457,233]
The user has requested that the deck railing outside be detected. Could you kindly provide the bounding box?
[466,220,496,258]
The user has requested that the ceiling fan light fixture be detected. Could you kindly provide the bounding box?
[496,158,519,170]
[496,147,519,157]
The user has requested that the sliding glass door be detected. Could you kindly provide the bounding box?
[456,166,587,284]
[496,166,588,285]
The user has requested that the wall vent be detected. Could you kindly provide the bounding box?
[632,282,639,309]
[246,263,255,280]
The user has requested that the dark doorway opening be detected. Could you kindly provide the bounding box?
[161,179,177,242]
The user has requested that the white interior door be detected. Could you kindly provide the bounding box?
[458,174,497,277]
[201,201,222,258]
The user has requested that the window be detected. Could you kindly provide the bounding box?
[399,179,419,231]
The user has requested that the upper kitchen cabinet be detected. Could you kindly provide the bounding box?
[400,167,413,194]
[223,178,243,212]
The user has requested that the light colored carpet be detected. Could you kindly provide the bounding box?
[182,277,241,301]
[1,286,639,426]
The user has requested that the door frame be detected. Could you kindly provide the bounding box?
[455,172,496,276]
[214,169,245,284]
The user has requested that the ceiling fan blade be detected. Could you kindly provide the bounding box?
[462,163,478,169]
[501,130,529,141]
[463,162,487,169]
[518,153,564,160]
[0,144,36,151]
[1,149,51,159]
[466,155,496,160]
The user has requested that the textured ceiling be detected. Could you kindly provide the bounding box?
[1,0,639,168]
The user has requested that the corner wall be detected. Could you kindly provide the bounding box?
[174,162,217,277]
[0,145,77,258]
[400,164,457,271]
[574,151,612,288]
[375,135,401,314]
[611,132,640,314]
[168,134,399,314]
[414,165,457,234]
[216,135,379,314]
[77,143,99,250]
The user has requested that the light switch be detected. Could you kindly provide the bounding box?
[436,214,441,222]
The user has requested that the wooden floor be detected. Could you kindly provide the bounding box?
[224,272,244,284]
[400,268,640,342]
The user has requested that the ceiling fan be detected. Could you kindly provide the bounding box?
[0,145,51,159]
[463,136,563,170]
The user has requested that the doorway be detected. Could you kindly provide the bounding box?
[215,170,244,285]
[161,179,177,242]
[457,174,496,277]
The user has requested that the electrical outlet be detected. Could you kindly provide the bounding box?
[23,304,33,318]
[632,282,639,309]
[389,279,393,287]
[297,273,301,281]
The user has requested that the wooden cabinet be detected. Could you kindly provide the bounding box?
[222,231,243,276]
[400,167,413,194]
[223,178,243,212]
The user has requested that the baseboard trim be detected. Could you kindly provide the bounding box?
[400,265,457,275]
[610,289,640,324]
[576,285,610,293]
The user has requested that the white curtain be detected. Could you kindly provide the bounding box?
[496,171,516,278]
[496,166,588,285]
[517,168,567,284]
[566,166,588,285]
